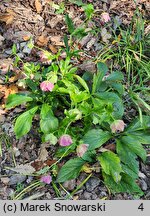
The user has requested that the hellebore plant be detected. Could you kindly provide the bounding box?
[5,54,150,197]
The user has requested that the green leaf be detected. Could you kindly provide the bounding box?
[103,172,143,196]
[57,158,85,182]
[12,44,17,55]
[6,94,33,109]
[55,143,76,158]
[14,106,38,138]
[92,62,108,93]
[122,164,138,179]
[43,133,58,145]
[105,71,124,82]
[40,104,58,134]
[83,129,111,150]
[81,150,96,162]
[74,74,89,92]
[25,79,37,91]
[126,131,150,144]
[95,92,124,119]
[83,4,94,19]
[126,115,150,132]
[121,136,146,162]
[65,14,75,34]
[110,83,124,95]
[98,151,122,182]
[69,0,83,6]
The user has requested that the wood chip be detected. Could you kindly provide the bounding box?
[35,0,42,13]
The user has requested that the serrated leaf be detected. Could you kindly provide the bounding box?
[81,150,96,162]
[116,139,139,174]
[14,106,38,138]
[65,14,75,34]
[6,94,33,109]
[122,164,138,179]
[57,158,85,182]
[98,151,122,182]
[126,131,150,144]
[83,4,94,20]
[121,136,146,162]
[7,164,35,175]
[110,82,124,95]
[105,71,124,82]
[83,129,111,150]
[103,172,143,196]
[95,92,124,119]
[126,115,150,132]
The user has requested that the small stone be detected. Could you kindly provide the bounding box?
[5,49,12,55]
[12,147,21,157]
[139,171,147,179]
[22,45,32,54]
[63,179,76,191]
[140,179,148,191]
[86,177,101,192]
[99,191,107,198]
[1,177,10,184]
[45,192,52,199]
[17,53,24,58]
[20,42,27,49]
[9,175,26,185]
[0,35,5,46]
[83,191,92,199]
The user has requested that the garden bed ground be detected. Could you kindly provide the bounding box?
[0,0,150,200]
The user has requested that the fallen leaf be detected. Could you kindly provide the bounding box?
[38,145,48,162]
[4,84,18,99]
[37,35,49,46]
[48,44,58,54]
[35,0,42,13]
[8,164,35,175]
[50,35,64,46]
[31,160,44,171]
[47,15,63,28]
[0,14,14,25]
[101,28,111,43]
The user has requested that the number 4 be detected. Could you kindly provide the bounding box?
[138,203,144,211]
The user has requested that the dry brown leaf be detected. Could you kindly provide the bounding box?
[4,84,18,99]
[37,35,49,46]
[35,0,42,13]
[38,146,48,162]
[8,164,35,175]
[23,35,31,41]
[0,14,14,25]
[50,35,64,46]
[0,84,18,100]
[48,44,58,54]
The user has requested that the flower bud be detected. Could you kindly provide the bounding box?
[40,81,54,92]
[40,174,52,184]
[110,120,125,133]
[58,134,73,147]
[77,144,89,157]
[101,12,111,23]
